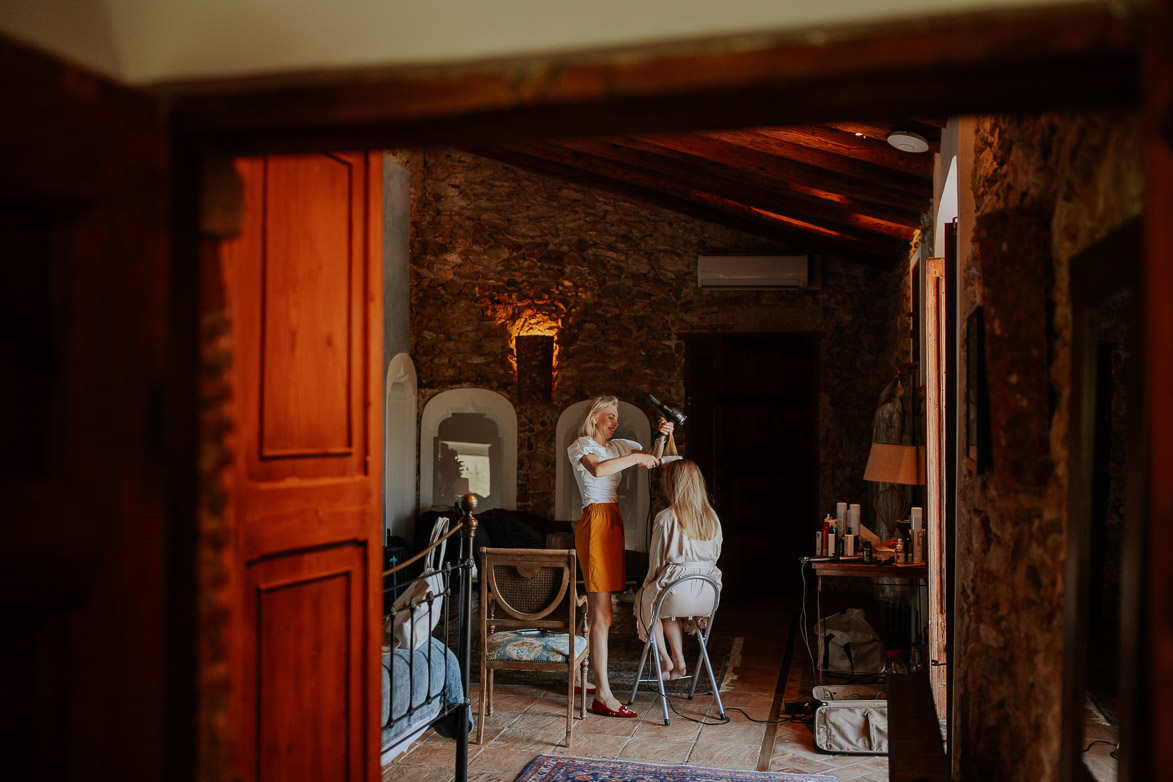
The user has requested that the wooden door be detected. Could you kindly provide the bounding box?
[221,153,383,782]
[685,334,819,598]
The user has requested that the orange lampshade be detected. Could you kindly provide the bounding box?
[863,442,926,485]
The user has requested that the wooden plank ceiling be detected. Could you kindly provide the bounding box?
[471,119,942,266]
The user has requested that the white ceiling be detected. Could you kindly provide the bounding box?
[1,0,1074,86]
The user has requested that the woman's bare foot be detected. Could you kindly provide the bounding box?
[659,657,674,680]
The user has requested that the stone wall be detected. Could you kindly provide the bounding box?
[956,111,1141,781]
[402,149,908,523]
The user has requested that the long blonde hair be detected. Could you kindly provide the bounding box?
[578,395,619,438]
[661,459,720,541]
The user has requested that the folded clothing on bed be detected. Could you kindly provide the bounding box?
[382,636,469,748]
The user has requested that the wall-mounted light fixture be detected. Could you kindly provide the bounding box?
[515,334,554,403]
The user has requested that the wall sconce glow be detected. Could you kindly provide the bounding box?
[515,334,555,403]
[503,309,560,402]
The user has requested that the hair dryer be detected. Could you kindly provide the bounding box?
[646,394,686,458]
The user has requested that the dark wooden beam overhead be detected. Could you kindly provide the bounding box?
[476,122,933,262]
[474,146,909,264]
[619,133,931,206]
[741,125,943,177]
[161,2,1138,264]
[475,142,914,263]
[165,4,1138,153]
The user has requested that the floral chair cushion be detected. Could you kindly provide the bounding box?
[485,631,588,663]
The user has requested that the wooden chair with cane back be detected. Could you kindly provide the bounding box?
[477,547,589,747]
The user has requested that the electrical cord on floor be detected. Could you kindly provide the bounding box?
[1082,739,1119,759]
[798,559,818,679]
[654,691,792,726]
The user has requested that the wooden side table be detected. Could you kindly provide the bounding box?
[809,559,929,683]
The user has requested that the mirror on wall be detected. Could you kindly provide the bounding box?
[434,412,500,509]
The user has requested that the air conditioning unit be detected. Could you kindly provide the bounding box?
[697,255,810,289]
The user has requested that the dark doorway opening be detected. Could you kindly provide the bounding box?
[684,333,820,600]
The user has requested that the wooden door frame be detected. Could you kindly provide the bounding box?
[162,3,1171,780]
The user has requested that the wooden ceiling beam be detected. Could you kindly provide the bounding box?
[474,148,907,265]
[690,128,934,191]
[503,140,917,241]
[743,126,937,175]
[588,134,930,216]
[165,4,1138,153]
[486,142,917,250]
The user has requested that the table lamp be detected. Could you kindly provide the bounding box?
[863,442,925,540]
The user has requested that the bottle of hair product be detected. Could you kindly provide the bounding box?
[895,537,904,563]
[883,649,907,677]
[909,646,924,674]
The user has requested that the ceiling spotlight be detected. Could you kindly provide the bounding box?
[887,131,928,153]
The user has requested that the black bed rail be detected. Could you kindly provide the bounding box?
[382,494,478,782]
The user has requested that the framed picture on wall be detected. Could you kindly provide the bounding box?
[966,306,991,473]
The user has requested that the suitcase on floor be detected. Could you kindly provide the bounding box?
[811,683,889,754]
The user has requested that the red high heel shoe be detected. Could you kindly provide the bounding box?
[589,698,638,718]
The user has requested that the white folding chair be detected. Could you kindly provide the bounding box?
[627,574,727,725]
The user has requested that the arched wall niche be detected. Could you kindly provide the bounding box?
[385,353,418,542]
[555,400,652,552]
[420,388,517,514]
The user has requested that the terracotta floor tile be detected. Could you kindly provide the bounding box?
[698,718,768,745]
[381,761,456,782]
[619,736,694,764]
[505,711,574,735]
[574,712,641,737]
[768,755,838,775]
[400,738,470,767]
[466,744,544,776]
[481,690,543,713]
[489,728,572,754]
[631,714,704,742]
[465,770,517,782]
[547,732,631,759]
[685,738,762,770]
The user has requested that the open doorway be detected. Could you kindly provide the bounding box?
[684,333,820,598]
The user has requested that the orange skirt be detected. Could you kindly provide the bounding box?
[575,503,626,593]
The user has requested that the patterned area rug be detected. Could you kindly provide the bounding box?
[515,755,836,782]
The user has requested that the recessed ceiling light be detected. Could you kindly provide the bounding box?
[887,131,928,153]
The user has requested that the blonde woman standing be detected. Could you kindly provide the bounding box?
[634,458,723,682]
[567,395,673,717]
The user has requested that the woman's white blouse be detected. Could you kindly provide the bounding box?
[567,435,642,509]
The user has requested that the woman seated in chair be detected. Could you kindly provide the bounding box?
[634,458,723,681]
